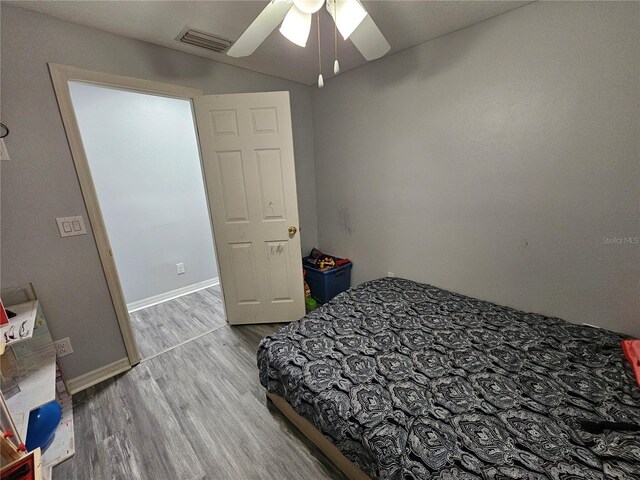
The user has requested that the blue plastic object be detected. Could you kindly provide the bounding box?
[303,256,352,304]
[26,400,62,452]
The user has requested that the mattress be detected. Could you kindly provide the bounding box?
[257,277,640,479]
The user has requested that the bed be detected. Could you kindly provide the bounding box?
[257,277,640,479]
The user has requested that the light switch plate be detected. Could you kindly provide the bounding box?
[56,216,87,237]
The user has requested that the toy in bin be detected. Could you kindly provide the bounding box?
[305,248,350,271]
[303,248,352,304]
[319,257,335,270]
[303,270,318,312]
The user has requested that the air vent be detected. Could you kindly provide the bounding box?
[177,27,232,53]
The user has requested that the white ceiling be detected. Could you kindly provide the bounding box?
[11,1,530,85]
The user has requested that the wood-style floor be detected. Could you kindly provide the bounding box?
[53,292,345,480]
[129,286,227,359]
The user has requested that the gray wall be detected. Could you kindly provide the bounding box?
[0,5,318,380]
[68,82,218,307]
[312,1,639,336]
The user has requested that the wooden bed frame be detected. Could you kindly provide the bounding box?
[267,392,371,480]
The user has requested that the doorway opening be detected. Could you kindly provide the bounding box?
[49,64,234,366]
[66,81,226,360]
[51,65,305,374]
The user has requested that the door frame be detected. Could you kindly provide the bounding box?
[49,63,207,366]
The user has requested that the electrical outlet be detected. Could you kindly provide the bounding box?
[176,262,185,275]
[54,337,74,358]
[387,272,396,277]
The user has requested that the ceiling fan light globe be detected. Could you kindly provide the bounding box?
[293,0,325,14]
[279,5,312,47]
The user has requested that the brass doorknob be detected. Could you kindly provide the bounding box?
[288,226,298,236]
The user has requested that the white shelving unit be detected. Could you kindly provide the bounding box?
[1,300,38,347]
[5,344,57,441]
[1,284,75,479]
[41,370,75,480]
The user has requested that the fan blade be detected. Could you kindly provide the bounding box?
[227,0,293,57]
[349,14,391,61]
[279,6,312,47]
[326,0,367,40]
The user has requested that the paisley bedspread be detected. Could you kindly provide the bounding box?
[257,277,640,479]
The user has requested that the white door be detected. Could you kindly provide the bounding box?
[193,92,305,325]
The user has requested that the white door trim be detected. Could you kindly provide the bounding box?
[48,63,204,367]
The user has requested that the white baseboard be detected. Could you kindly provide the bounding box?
[65,357,131,395]
[127,277,219,313]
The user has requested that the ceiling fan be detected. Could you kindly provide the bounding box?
[227,0,390,87]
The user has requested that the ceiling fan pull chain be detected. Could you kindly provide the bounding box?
[333,0,340,75]
[317,12,324,88]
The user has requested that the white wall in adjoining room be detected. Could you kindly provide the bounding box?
[68,82,218,308]
[311,1,640,336]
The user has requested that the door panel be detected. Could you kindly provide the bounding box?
[251,107,279,134]
[229,243,259,304]
[257,149,286,221]
[194,92,305,324]
[211,109,239,136]
[215,151,250,223]
[265,240,294,302]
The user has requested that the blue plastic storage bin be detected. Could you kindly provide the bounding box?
[303,256,352,304]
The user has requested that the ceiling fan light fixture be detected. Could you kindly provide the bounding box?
[327,0,367,40]
[292,0,325,14]
[279,5,312,47]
